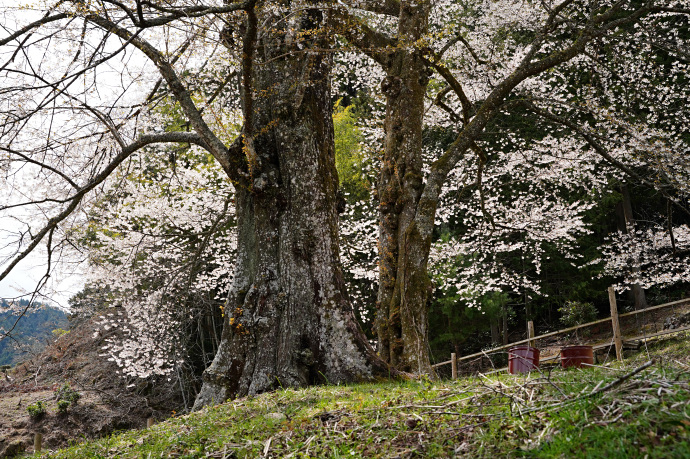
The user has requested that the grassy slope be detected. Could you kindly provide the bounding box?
[38,335,690,458]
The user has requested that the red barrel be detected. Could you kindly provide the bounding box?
[560,345,593,369]
[508,346,540,374]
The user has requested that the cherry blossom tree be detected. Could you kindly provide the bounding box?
[2,0,689,411]
[332,0,690,371]
[0,0,399,409]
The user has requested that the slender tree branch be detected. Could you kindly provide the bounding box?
[427,61,472,124]
[0,13,69,47]
[522,101,690,219]
[0,131,214,284]
[0,146,79,189]
[438,34,488,64]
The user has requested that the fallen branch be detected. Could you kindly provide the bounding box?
[523,359,656,415]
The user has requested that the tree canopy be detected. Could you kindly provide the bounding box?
[0,0,688,407]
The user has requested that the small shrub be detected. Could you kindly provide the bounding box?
[57,399,71,414]
[559,301,597,339]
[52,328,70,338]
[55,383,81,406]
[27,401,47,420]
[559,301,598,328]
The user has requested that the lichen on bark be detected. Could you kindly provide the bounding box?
[193,3,389,410]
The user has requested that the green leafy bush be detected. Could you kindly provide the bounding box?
[55,383,81,405]
[27,401,46,420]
[57,399,70,414]
[559,301,598,328]
[52,328,70,338]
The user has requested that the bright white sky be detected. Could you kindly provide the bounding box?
[0,219,83,309]
[0,2,83,309]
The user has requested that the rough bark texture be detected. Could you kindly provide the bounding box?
[375,1,434,375]
[194,4,386,409]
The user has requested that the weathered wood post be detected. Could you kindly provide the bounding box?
[34,433,42,453]
[451,353,457,380]
[527,321,535,348]
[608,286,623,361]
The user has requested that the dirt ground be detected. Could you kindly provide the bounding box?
[0,383,137,457]
[0,319,177,458]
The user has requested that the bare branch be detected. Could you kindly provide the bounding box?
[0,146,79,189]
[0,131,212,284]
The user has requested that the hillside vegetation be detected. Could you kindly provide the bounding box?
[33,333,690,458]
[0,301,68,366]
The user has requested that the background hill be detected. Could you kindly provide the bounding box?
[0,300,69,366]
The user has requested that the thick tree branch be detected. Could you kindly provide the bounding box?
[241,1,258,172]
[82,12,247,182]
[329,6,397,68]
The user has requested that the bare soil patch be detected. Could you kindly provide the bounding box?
[0,318,180,457]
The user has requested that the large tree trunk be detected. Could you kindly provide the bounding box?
[375,2,433,375]
[194,5,386,409]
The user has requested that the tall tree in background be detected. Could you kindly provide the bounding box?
[333,0,434,374]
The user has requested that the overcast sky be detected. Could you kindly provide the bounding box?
[0,228,82,309]
[0,3,84,309]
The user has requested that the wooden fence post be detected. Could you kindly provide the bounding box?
[34,433,42,453]
[527,321,535,348]
[451,353,457,380]
[608,286,623,361]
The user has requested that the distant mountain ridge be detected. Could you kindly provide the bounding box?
[0,299,69,366]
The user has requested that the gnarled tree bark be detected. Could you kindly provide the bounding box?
[193,4,388,409]
[370,2,433,375]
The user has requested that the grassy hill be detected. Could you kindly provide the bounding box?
[30,333,690,458]
[0,300,69,366]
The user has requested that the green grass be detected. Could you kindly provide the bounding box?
[38,335,690,458]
